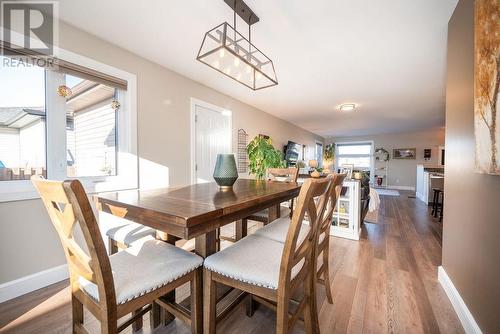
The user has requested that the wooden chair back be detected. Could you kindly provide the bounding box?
[267,167,299,183]
[318,173,347,243]
[31,176,116,309]
[279,177,333,291]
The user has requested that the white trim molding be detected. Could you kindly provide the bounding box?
[0,264,69,303]
[387,185,415,191]
[438,266,482,334]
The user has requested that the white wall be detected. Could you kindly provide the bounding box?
[0,22,323,285]
[328,128,445,189]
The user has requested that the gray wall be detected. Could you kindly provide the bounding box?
[443,1,500,332]
[0,22,322,284]
[329,128,445,189]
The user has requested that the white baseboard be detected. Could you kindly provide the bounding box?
[438,266,482,334]
[0,264,68,303]
[387,185,415,191]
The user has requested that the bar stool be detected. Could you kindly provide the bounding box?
[431,188,442,217]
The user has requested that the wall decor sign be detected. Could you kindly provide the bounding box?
[393,148,416,160]
[474,0,499,175]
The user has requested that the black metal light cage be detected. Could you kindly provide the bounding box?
[197,21,278,90]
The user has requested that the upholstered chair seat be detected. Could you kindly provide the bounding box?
[249,205,291,221]
[253,216,309,244]
[80,239,203,304]
[204,234,303,290]
[100,212,156,247]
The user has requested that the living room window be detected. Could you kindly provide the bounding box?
[335,142,373,172]
[0,50,137,202]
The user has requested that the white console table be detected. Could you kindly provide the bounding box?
[331,179,361,240]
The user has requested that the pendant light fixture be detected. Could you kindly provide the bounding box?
[197,0,278,90]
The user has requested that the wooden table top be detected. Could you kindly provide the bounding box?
[95,179,300,239]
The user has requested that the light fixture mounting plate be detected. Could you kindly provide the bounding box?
[224,0,259,25]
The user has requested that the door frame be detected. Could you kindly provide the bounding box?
[190,98,233,184]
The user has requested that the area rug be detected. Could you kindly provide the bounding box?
[375,188,400,196]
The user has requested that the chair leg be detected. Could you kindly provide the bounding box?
[72,294,84,334]
[431,190,437,216]
[303,295,314,334]
[245,295,257,317]
[439,193,444,222]
[322,249,334,304]
[108,237,119,255]
[191,269,203,334]
[150,302,162,329]
[204,269,217,334]
[132,308,143,331]
[276,295,289,334]
[101,311,118,334]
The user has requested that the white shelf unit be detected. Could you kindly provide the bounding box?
[331,179,361,240]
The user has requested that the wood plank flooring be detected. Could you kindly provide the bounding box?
[0,191,463,333]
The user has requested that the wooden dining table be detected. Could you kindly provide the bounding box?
[94,178,301,329]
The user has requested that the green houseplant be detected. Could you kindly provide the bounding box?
[247,135,286,180]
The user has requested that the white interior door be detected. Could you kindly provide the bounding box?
[194,103,231,183]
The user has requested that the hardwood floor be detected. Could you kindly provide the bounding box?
[0,192,463,333]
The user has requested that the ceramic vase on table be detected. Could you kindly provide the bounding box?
[213,154,238,190]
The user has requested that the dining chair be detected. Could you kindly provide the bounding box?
[99,211,157,254]
[31,176,204,334]
[248,167,300,222]
[250,173,346,311]
[218,167,299,247]
[203,177,333,334]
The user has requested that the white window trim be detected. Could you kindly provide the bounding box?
[0,45,138,202]
[315,140,324,167]
[190,98,233,185]
[335,141,375,183]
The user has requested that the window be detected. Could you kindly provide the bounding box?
[64,74,117,177]
[315,142,324,167]
[0,57,46,181]
[0,50,137,202]
[336,142,373,170]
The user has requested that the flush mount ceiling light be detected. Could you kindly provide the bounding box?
[339,103,356,112]
[197,0,278,90]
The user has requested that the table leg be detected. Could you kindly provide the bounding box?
[268,203,281,223]
[235,219,247,241]
[195,230,217,258]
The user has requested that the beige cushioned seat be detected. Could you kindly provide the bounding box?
[99,212,156,246]
[79,240,203,304]
[204,234,303,290]
[250,206,291,220]
[254,217,327,245]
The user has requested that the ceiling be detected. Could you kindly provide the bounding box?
[57,0,458,137]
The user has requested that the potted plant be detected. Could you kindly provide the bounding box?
[323,143,335,172]
[247,135,286,180]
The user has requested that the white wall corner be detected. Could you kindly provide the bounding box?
[0,264,68,303]
[438,266,482,334]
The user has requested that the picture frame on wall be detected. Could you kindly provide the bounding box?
[474,0,499,175]
[393,148,416,159]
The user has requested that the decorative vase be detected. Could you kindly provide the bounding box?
[213,154,238,189]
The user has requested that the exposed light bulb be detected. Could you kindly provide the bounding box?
[225,67,231,74]
[256,72,262,80]
[234,57,240,67]
[219,49,225,57]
